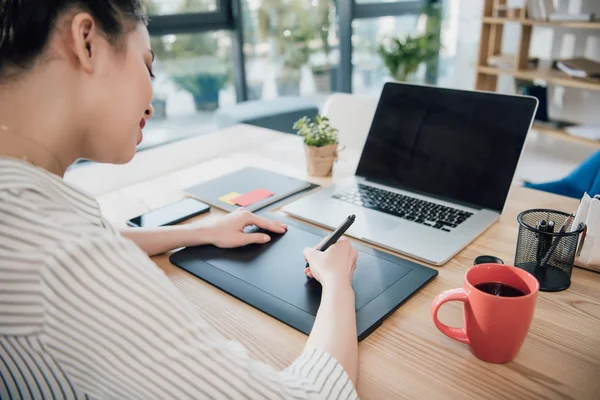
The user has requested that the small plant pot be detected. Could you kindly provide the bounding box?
[277,67,302,96]
[276,78,301,96]
[304,143,338,177]
[247,81,264,100]
[151,97,167,119]
[312,66,339,93]
[173,73,227,112]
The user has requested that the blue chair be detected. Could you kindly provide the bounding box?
[524,151,600,199]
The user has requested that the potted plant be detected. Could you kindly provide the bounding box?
[256,0,315,96]
[310,0,338,93]
[293,115,339,177]
[277,29,311,96]
[376,3,442,83]
[377,33,440,82]
[247,79,265,100]
[277,61,302,96]
[150,29,227,111]
[172,72,227,111]
[311,63,338,93]
[151,93,168,119]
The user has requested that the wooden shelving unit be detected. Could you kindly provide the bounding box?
[476,0,600,147]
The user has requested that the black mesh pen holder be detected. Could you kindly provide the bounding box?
[515,209,585,292]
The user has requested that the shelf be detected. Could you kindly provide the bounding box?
[483,17,521,24]
[523,19,600,29]
[482,17,600,29]
[477,66,600,91]
[532,124,600,148]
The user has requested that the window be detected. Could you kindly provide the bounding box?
[65,0,443,165]
[141,32,234,151]
[146,0,218,15]
[241,0,339,104]
[355,0,415,3]
[133,0,441,152]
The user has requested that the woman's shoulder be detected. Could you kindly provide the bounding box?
[0,187,107,249]
[1,158,109,250]
[0,159,114,336]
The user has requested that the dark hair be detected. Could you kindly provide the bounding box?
[0,1,147,77]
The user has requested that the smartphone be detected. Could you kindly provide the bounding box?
[127,198,210,228]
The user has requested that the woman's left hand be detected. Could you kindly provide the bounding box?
[196,208,287,248]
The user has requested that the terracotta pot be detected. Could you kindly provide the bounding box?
[304,143,338,177]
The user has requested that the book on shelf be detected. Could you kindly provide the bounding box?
[556,58,600,79]
[487,54,539,69]
[538,0,554,20]
[493,4,523,19]
[488,54,515,69]
[526,0,542,20]
[526,0,595,21]
[526,0,551,20]
[548,13,595,22]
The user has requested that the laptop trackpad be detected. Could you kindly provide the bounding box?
[196,225,411,316]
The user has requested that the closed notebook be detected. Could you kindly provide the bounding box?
[185,167,317,213]
[556,58,600,79]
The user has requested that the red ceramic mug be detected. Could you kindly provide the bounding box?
[431,263,540,363]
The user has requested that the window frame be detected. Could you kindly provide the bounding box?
[146,0,438,101]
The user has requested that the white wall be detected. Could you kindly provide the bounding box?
[437,0,484,90]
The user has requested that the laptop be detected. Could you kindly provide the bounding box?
[283,82,538,265]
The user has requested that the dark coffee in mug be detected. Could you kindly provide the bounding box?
[475,282,527,297]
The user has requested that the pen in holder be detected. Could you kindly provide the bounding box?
[515,209,585,292]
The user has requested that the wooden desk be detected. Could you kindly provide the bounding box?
[84,125,600,399]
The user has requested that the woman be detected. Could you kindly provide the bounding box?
[0,1,359,399]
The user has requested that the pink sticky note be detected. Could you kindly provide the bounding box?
[232,189,274,207]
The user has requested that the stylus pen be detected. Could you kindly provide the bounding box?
[535,219,548,267]
[306,214,356,268]
[539,214,573,268]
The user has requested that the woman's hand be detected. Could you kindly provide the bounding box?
[303,237,359,387]
[122,208,286,256]
[303,237,358,288]
[197,208,287,248]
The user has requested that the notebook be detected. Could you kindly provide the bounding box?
[185,167,317,213]
[556,58,600,79]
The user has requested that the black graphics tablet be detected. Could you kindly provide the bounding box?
[169,215,438,340]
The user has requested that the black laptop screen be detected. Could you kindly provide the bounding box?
[355,83,537,212]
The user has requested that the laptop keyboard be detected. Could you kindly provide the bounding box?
[332,184,473,232]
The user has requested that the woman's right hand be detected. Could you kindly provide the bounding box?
[303,237,358,288]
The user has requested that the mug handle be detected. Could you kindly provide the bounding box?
[431,288,470,344]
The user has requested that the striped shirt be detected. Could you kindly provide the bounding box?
[0,157,358,400]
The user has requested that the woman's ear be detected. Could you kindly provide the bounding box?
[70,13,97,73]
